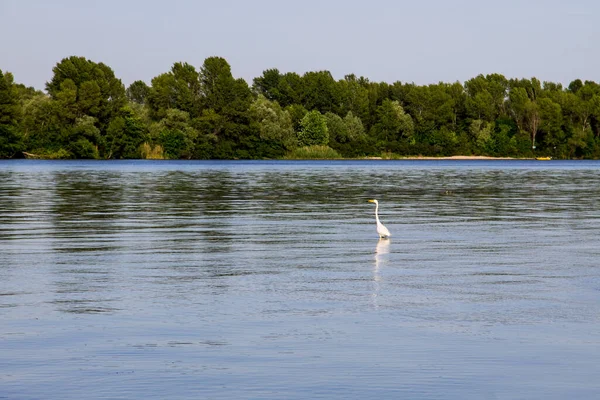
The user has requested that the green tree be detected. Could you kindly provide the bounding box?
[371,99,414,146]
[147,73,178,119]
[276,72,303,107]
[298,110,329,146]
[20,93,61,154]
[300,71,340,114]
[147,62,199,120]
[126,80,150,105]
[0,70,22,157]
[150,109,197,159]
[568,79,583,94]
[46,56,126,131]
[12,79,41,109]
[466,90,494,121]
[324,112,346,146]
[338,74,370,124]
[361,81,391,130]
[401,83,461,148]
[488,121,518,156]
[67,116,100,158]
[248,95,296,150]
[568,86,600,136]
[191,108,224,158]
[508,82,542,151]
[285,103,308,132]
[198,57,253,157]
[343,112,366,142]
[464,74,508,121]
[54,79,79,123]
[253,68,282,101]
[469,119,494,152]
[508,87,529,132]
[538,97,563,155]
[567,126,592,158]
[200,57,251,115]
[446,82,467,129]
[510,77,542,102]
[106,107,147,158]
[326,111,367,156]
[429,127,458,156]
[78,80,102,116]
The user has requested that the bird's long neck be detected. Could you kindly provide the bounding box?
[374,202,381,223]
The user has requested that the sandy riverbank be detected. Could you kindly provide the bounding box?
[411,155,517,160]
[365,155,519,160]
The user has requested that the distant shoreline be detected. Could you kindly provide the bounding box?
[364,155,521,160]
[16,153,550,161]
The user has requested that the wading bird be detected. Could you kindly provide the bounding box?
[367,199,391,238]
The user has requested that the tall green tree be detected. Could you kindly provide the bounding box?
[338,74,370,125]
[285,103,308,132]
[147,62,199,119]
[343,112,366,142]
[325,111,367,156]
[197,57,253,157]
[324,112,346,146]
[300,71,340,114]
[538,97,563,153]
[150,109,197,159]
[508,87,529,133]
[276,72,303,107]
[371,99,414,147]
[20,93,61,154]
[66,116,100,159]
[469,119,494,152]
[126,80,150,105]
[253,68,282,101]
[464,74,508,121]
[200,57,250,115]
[248,95,296,151]
[0,70,22,157]
[106,107,147,158]
[325,111,366,145]
[46,56,126,131]
[298,110,329,147]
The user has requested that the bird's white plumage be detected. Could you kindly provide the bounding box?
[368,199,391,238]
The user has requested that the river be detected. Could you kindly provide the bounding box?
[1,159,599,399]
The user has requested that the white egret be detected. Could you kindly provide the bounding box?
[367,199,391,238]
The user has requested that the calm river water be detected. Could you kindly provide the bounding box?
[1,159,600,399]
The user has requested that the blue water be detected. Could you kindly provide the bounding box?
[1,159,600,399]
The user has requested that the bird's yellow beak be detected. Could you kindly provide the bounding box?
[367,199,375,203]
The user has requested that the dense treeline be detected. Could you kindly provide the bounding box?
[2,55,600,159]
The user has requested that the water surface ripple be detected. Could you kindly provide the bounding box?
[1,160,600,399]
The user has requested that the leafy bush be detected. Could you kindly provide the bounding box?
[284,145,341,159]
[297,111,329,147]
[69,138,98,159]
[139,142,164,159]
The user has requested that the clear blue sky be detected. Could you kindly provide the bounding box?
[1,0,598,91]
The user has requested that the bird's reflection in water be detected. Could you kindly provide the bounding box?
[372,238,390,309]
